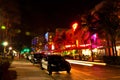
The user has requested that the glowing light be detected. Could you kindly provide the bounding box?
[76,40,79,47]
[51,44,55,50]
[1,25,6,30]
[65,45,71,48]
[79,44,91,47]
[93,34,97,38]
[92,48,97,52]
[118,15,120,19]
[25,31,30,36]
[16,29,21,33]
[9,47,12,50]
[82,49,91,55]
[72,22,78,31]
[49,35,52,38]
[65,45,75,48]
[13,50,17,54]
[66,59,93,66]
[90,62,106,66]
[45,32,49,41]
[2,41,8,46]
[92,33,97,41]
[66,59,106,66]
[97,46,103,48]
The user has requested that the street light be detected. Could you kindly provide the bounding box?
[8,46,12,56]
[1,25,6,30]
[9,46,12,50]
[2,41,8,46]
[2,41,8,57]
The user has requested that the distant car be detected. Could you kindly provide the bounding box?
[31,53,44,64]
[28,54,33,61]
[40,55,71,75]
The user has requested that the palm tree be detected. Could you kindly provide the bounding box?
[88,0,120,56]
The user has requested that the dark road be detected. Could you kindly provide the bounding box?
[49,63,120,80]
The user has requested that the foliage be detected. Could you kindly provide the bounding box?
[0,56,12,79]
[85,0,120,56]
[0,0,21,50]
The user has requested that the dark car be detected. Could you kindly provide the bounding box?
[31,53,44,64]
[40,55,71,75]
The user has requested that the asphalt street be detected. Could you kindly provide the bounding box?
[2,58,120,80]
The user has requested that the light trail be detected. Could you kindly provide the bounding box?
[66,59,106,66]
[66,59,93,66]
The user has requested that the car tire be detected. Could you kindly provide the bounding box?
[67,70,70,74]
[40,66,44,70]
[48,70,52,75]
[40,62,44,70]
[66,62,71,74]
[48,65,52,75]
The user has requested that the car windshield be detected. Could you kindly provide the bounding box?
[33,54,43,59]
[48,55,65,62]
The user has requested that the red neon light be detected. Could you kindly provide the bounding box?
[72,22,78,31]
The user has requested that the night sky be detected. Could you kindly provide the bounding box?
[20,0,103,34]
[9,0,103,49]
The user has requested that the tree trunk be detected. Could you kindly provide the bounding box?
[111,40,115,56]
[113,39,117,56]
[106,34,111,56]
[111,35,118,56]
[90,37,94,62]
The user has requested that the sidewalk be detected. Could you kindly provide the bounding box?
[2,58,54,80]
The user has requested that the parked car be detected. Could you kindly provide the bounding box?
[28,54,33,61]
[40,54,71,75]
[31,53,44,64]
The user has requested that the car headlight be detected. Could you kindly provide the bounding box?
[34,58,37,60]
[51,64,56,67]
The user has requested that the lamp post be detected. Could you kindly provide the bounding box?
[2,41,8,57]
[8,46,12,55]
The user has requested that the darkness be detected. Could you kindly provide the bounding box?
[10,0,103,50]
[20,0,103,33]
